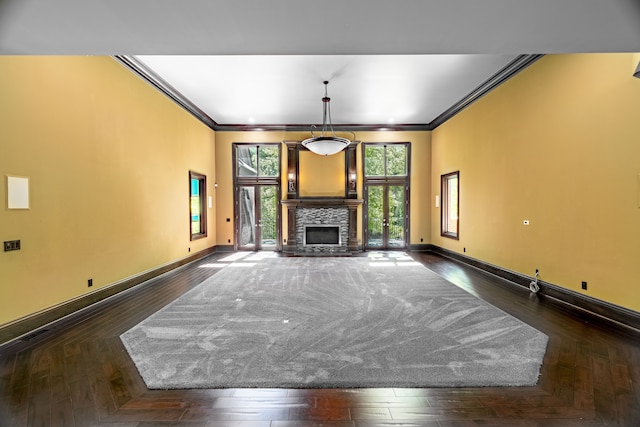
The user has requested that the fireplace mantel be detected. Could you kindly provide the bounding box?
[282,198,363,254]
[281,198,363,209]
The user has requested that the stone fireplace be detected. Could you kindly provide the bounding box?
[282,199,362,255]
[281,140,362,255]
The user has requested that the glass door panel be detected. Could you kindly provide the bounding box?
[238,184,279,250]
[367,185,384,248]
[365,184,406,249]
[259,185,277,249]
[388,185,405,248]
[238,186,256,249]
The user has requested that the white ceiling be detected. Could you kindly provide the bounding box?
[134,54,519,126]
[1,0,639,128]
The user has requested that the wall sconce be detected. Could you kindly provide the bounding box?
[288,173,296,192]
[350,173,357,191]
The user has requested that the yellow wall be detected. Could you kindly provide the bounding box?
[431,53,640,311]
[0,56,216,326]
[214,131,431,248]
[298,151,345,197]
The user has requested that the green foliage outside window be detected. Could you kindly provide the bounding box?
[260,186,277,243]
[364,144,407,177]
[386,145,407,176]
[237,145,279,177]
[258,146,279,177]
[367,185,384,241]
[364,146,385,176]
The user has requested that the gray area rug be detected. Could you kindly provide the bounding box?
[120,254,548,389]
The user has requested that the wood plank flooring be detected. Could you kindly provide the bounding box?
[1,251,638,426]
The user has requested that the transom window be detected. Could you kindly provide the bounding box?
[236,145,280,177]
[364,144,408,177]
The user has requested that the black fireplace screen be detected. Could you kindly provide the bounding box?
[304,226,340,246]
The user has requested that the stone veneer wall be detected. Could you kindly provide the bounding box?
[295,207,349,254]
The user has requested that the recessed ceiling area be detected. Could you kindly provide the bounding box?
[134,54,519,127]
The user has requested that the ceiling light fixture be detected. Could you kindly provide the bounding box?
[301,81,355,156]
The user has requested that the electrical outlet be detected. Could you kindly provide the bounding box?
[582,281,587,290]
[88,279,93,287]
[4,240,21,251]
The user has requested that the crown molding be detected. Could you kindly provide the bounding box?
[214,123,429,132]
[113,55,219,130]
[427,54,544,130]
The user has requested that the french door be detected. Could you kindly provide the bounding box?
[362,142,410,250]
[237,184,279,250]
[233,143,281,251]
[365,183,408,249]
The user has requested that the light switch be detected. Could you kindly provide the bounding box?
[435,195,440,208]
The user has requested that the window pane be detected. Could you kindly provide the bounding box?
[190,178,201,234]
[364,146,385,176]
[388,185,405,246]
[446,176,458,233]
[386,145,407,176]
[367,185,384,247]
[239,186,256,247]
[237,146,257,176]
[260,185,277,247]
[441,172,459,239]
[258,146,279,177]
[190,172,207,240]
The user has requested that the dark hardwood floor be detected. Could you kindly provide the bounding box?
[1,251,639,426]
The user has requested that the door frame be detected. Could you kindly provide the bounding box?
[363,182,409,250]
[236,184,281,251]
[362,142,411,251]
[232,143,282,251]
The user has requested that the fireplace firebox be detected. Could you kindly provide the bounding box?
[304,225,341,246]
